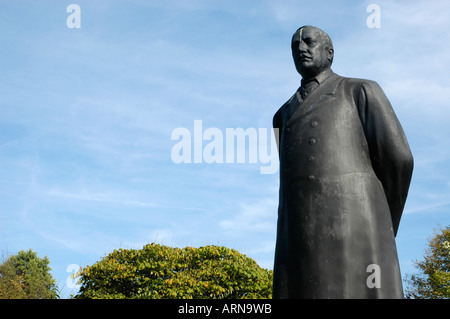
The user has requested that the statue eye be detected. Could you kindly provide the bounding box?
[305,38,315,46]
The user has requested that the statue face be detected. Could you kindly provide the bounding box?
[291,27,333,79]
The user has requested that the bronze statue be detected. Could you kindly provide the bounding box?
[272,26,413,298]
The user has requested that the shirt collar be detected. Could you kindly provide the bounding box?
[301,68,334,86]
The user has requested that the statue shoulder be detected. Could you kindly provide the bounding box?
[340,76,384,92]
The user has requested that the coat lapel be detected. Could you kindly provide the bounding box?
[285,73,343,127]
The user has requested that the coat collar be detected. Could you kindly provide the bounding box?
[301,68,335,87]
[285,70,342,127]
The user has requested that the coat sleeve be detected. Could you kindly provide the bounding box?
[273,107,283,156]
[357,80,414,236]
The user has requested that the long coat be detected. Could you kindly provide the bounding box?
[272,70,413,299]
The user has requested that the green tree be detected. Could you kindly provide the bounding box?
[0,254,26,299]
[405,226,450,299]
[0,249,58,299]
[75,244,273,299]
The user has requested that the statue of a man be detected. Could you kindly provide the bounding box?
[272,25,414,298]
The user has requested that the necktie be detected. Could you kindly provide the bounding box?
[300,79,319,100]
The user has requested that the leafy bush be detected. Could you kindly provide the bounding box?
[75,244,272,299]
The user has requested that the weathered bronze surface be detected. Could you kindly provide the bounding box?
[272,26,413,299]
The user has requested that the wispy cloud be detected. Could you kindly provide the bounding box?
[405,201,450,215]
[220,197,277,233]
[46,189,158,208]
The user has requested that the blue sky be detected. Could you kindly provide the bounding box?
[1,0,449,298]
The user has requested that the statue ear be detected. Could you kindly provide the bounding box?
[327,48,334,62]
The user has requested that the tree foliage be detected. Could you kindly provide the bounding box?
[405,226,450,299]
[0,249,58,299]
[75,244,273,299]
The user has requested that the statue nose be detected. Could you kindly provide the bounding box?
[299,42,308,53]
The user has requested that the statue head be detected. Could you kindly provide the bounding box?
[291,26,334,80]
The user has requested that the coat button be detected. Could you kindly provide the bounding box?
[308,156,315,162]
[308,175,315,181]
[286,127,291,132]
[309,138,316,145]
[310,121,318,127]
